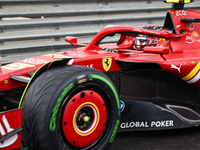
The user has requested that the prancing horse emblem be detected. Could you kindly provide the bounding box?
[102,57,112,71]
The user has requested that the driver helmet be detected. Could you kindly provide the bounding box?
[134,24,162,50]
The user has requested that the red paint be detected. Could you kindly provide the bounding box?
[62,90,107,147]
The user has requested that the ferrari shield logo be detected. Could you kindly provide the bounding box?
[102,57,112,71]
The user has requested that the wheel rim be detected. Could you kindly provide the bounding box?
[62,90,107,148]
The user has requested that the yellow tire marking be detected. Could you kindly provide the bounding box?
[73,102,99,136]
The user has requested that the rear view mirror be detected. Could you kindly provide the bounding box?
[65,36,77,44]
[65,36,78,48]
[143,46,170,54]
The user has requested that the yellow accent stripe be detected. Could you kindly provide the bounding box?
[184,0,191,3]
[73,102,99,136]
[166,0,180,3]
[165,0,191,3]
[182,62,200,81]
[43,54,64,58]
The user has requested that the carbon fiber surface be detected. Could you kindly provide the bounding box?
[110,126,200,150]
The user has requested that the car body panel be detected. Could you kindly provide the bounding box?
[1,0,200,138]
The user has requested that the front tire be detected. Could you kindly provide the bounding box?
[21,65,120,150]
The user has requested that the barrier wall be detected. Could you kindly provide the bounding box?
[0,0,200,63]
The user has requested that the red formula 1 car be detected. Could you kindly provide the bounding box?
[0,0,200,149]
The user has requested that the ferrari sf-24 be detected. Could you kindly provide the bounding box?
[0,0,200,149]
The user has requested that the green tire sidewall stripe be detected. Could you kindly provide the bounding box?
[110,119,120,143]
[49,73,120,131]
[88,74,120,143]
[50,83,74,131]
[88,74,120,111]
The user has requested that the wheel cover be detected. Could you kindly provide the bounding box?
[62,90,107,148]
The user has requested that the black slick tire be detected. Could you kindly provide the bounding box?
[21,65,120,150]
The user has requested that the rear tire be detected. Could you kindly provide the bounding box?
[21,65,120,150]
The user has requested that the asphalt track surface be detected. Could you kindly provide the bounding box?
[16,126,200,150]
[109,126,200,150]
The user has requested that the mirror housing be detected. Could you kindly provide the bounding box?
[65,36,78,48]
[143,46,170,54]
[65,36,77,44]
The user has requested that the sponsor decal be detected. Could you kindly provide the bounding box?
[50,83,74,131]
[68,53,86,58]
[0,109,22,150]
[176,25,181,28]
[0,115,18,148]
[3,80,8,84]
[77,74,86,80]
[159,38,166,41]
[98,50,109,54]
[175,10,186,16]
[143,29,161,35]
[193,31,198,37]
[85,64,94,68]
[22,58,49,65]
[77,74,87,84]
[125,40,134,45]
[133,28,142,32]
[156,43,164,48]
[120,100,125,112]
[186,22,195,31]
[102,57,112,71]
[77,78,87,84]
[43,54,73,58]
[2,63,35,70]
[110,120,119,143]
[171,64,182,73]
[182,61,200,84]
[120,120,174,129]
[185,35,194,44]
[67,59,74,65]
[138,53,154,56]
